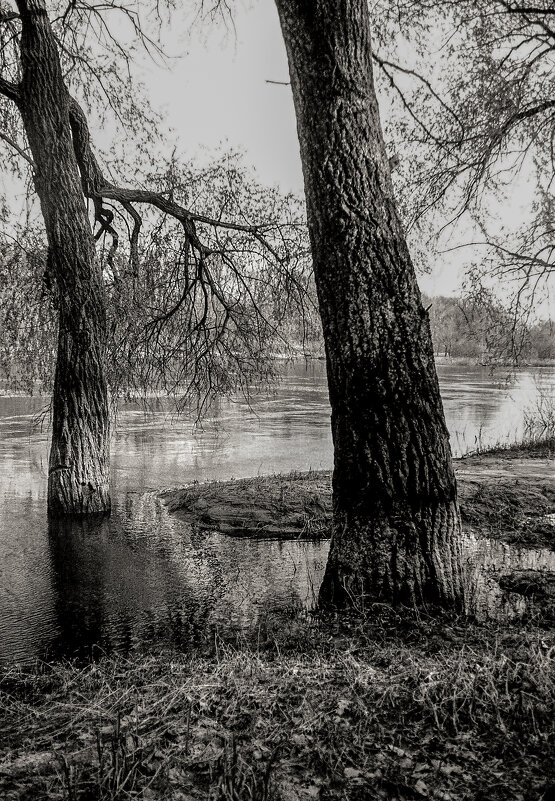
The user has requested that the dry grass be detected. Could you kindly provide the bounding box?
[1,611,554,801]
[161,471,332,539]
[459,479,555,549]
[460,436,555,460]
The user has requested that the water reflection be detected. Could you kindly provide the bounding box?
[48,516,109,659]
[45,500,218,661]
[3,487,553,665]
[0,363,554,665]
[38,494,328,663]
[465,533,555,619]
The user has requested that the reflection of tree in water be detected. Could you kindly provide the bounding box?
[48,515,110,661]
[42,496,555,661]
[203,535,328,631]
[47,497,223,661]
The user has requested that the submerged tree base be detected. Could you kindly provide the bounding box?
[318,499,465,611]
[48,472,111,517]
[162,445,554,618]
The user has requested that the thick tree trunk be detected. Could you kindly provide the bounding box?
[17,0,110,515]
[275,0,465,608]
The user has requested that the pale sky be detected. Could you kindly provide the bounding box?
[1,0,526,300]
[135,2,301,191]
[129,0,470,297]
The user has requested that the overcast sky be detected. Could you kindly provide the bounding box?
[0,0,503,299]
[152,1,303,194]
[129,0,466,297]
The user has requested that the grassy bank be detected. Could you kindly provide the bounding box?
[163,442,554,550]
[2,441,554,800]
[1,610,554,801]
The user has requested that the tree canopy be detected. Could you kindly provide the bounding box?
[0,2,315,412]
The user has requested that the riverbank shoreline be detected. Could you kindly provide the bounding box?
[1,440,553,800]
[1,609,553,800]
[162,438,554,551]
[2,356,555,398]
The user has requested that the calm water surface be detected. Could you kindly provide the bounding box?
[1,362,554,665]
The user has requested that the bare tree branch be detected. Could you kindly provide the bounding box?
[0,76,20,103]
[0,128,33,165]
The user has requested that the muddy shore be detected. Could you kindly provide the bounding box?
[161,442,554,551]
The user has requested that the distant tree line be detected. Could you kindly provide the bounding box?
[421,294,554,363]
[279,289,554,364]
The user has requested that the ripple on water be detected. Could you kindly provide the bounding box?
[464,532,555,620]
[1,487,553,666]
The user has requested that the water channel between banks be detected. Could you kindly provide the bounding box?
[1,362,554,665]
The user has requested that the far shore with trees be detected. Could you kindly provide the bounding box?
[423,294,554,364]
[2,281,553,390]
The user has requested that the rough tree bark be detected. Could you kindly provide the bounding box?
[16,0,110,515]
[275,0,466,608]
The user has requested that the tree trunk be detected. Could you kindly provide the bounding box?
[275,0,465,608]
[17,0,110,515]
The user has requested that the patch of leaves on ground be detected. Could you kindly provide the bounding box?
[1,609,554,801]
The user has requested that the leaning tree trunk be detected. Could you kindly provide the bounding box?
[275,0,466,608]
[17,0,110,515]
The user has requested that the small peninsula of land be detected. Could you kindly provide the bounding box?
[162,439,554,551]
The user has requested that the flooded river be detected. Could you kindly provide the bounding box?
[1,362,554,664]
